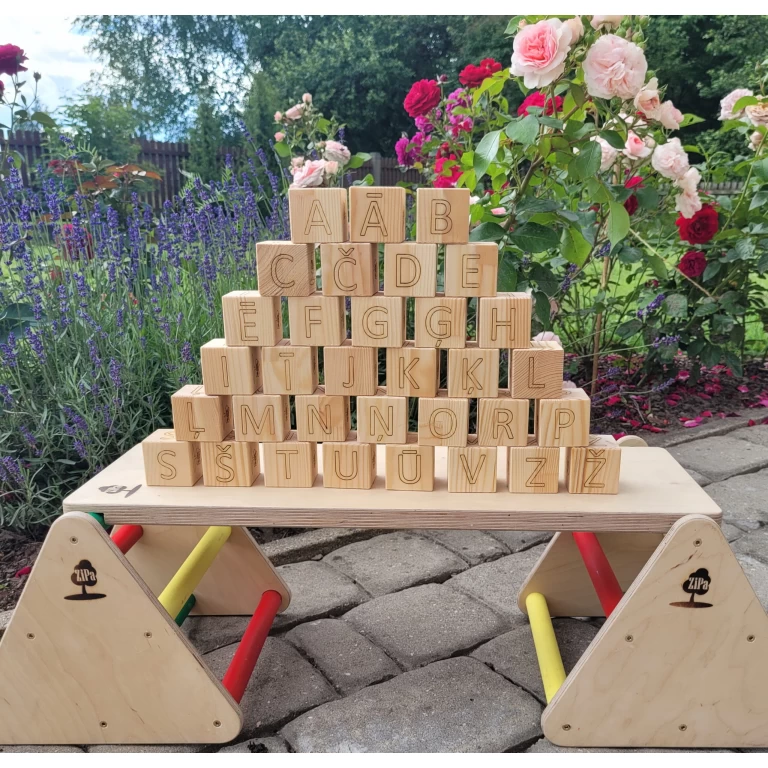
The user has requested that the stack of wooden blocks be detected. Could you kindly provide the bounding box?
[142,186,621,495]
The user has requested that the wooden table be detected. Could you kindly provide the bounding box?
[63,443,721,532]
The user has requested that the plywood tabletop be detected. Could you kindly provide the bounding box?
[62,443,720,532]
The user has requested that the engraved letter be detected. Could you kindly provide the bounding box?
[426,306,452,340]
[334,449,358,480]
[359,193,388,239]
[157,450,177,480]
[363,306,388,339]
[430,199,452,234]
[334,247,358,292]
[304,200,332,236]
[461,253,480,289]
[459,452,486,484]
[429,408,456,439]
[271,253,296,289]
[397,450,422,485]
[525,456,547,487]
[396,253,421,288]
[215,444,235,483]
[554,408,575,440]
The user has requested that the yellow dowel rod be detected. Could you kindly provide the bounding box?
[526,592,567,704]
[158,526,232,618]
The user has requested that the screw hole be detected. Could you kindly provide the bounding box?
[213,720,222,728]
[70,536,78,544]
[625,634,634,643]
[679,724,687,732]
[26,633,35,640]
[144,631,152,639]
[748,634,756,642]
[693,539,702,547]
[100,721,108,729]
[562,724,571,731]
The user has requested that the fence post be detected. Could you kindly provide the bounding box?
[370,152,382,185]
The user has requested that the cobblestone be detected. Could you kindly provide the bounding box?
[184,615,249,654]
[218,736,290,753]
[263,528,387,566]
[706,469,768,530]
[669,436,768,482]
[730,425,768,449]
[415,529,509,565]
[483,531,552,552]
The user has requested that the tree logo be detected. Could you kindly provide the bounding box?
[64,559,107,601]
[670,567,713,608]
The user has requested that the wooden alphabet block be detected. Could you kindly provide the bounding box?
[351,294,406,348]
[383,243,437,297]
[477,393,529,447]
[295,386,351,442]
[444,243,498,298]
[416,188,470,243]
[537,388,591,447]
[323,341,378,396]
[256,241,315,296]
[349,186,406,243]
[262,341,318,395]
[289,188,348,244]
[566,434,621,494]
[417,393,469,447]
[232,393,291,442]
[201,436,260,487]
[447,343,499,398]
[448,446,497,493]
[509,340,564,399]
[201,339,261,396]
[386,342,439,398]
[508,439,560,493]
[414,296,467,349]
[322,436,377,489]
[288,294,346,347]
[385,436,435,491]
[171,385,233,442]
[263,433,318,488]
[222,291,282,347]
[142,429,202,486]
[356,388,408,444]
[477,292,532,349]
[320,242,378,296]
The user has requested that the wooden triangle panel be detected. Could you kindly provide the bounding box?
[0,513,242,745]
[543,514,768,748]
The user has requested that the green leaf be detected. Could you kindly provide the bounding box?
[644,249,668,281]
[634,186,659,210]
[509,222,560,253]
[568,140,601,180]
[473,130,502,181]
[346,153,370,169]
[469,222,506,242]
[618,246,642,264]
[700,343,722,368]
[273,141,291,158]
[529,263,559,296]
[750,190,768,211]
[515,198,560,217]
[732,95,758,113]
[754,158,768,183]
[607,202,630,247]
[533,290,551,329]
[315,117,331,133]
[702,260,721,281]
[680,113,705,128]
[616,319,643,339]
[693,298,718,317]
[712,314,735,334]
[723,351,743,378]
[568,82,586,108]
[598,130,625,150]
[505,115,539,146]
[497,256,518,291]
[31,111,57,129]
[538,116,563,130]
[663,294,688,318]
[560,225,590,267]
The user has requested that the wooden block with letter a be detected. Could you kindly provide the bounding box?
[477,292,531,349]
[322,434,377,489]
[416,188,470,243]
[477,392,529,447]
[289,187,348,243]
[414,296,467,349]
[171,385,233,442]
[323,341,378,396]
[508,438,559,493]
[320,242,378,296]
[383,243,437,297]
[262,340,318,395]
[256,241,315,296]
[567,434,621,494]
[222,290,282,347]
[444,242,498,297]
[351,294,406,348]
[201,338,261,396]
[537,387,591,447]
[142,429,202,486]
[295,386,351,442]
[447,343,499,398]
[201,435,260,487]
[349,186,406,243]
[417,392,469,447]
[263,433,318,488]
[385,434,435,491]
[386,342,439,398]
[232,393,291,442]
[448,446,497,493]
[288,294,346,347]
[509,339,564,399]
[356,388,408,444]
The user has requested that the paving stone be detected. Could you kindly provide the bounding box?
[721,522,745,543]
[446,545,547,622]
[204,637,337,737]
[527,738,732,753]
[343,583,508,670]
[706,469,768,530]
[669,436,768,482]
[219,736,290,753]
[471,618,598,702]
[731,425,768,449]
[263,528,388,566]
[686,468,712,486]
[184,615,250,654]
[483,531,552,552]
[646,414,756,447]
[285,619,400,694]
[280,657,542,752]
[737,555,768,611]
[1,746,85,753]
[323,532,467,597]
[273,561,369,630]
[414,529,508,566]
[0,609,11,639]
[89,744,203,753]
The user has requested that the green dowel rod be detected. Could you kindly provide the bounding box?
[87,511,108,530]
[175,594,196,626]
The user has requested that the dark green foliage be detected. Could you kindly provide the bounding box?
[187,92,225,181]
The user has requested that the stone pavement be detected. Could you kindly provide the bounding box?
[3,422,768,754]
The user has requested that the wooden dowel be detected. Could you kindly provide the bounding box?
[572,531,624,616]
[174,594,196,626]
[526,592,566,703]
[111,524,144,555]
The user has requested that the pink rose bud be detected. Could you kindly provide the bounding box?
[274,132,285,142]
[302,93,312,104]
[274,111,283,121]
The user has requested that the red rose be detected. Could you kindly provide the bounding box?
[404,79,441,118]
[678,250,707,279]
[623,175,643,216]
[676,204,719,245]
[517,91,564,117]
[0,45,28,76]
[433,155,461,188]
[459,58,502,88]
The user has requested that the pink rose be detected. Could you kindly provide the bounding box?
[651,138,689,180]
[591,15,623,30]
[510,18,573,89]
[623,131,651,160]
[564,16,584,42]
[633,78,661,119]
[590,136,618,171]
[750,131,764,152]
[719,88,753,120]
[675,188,702,219]
[274,132,285,142]
[324,140,351,164]
[274,111,283,121]
[534,331,562,344]
[746,102,768,127]
[291,156,305,168]
[490,207,506,216]
[324,160,339,176]
[658,101,684,130]
[302,93,312,104]
[583,35,647,100]
[290,159,325,188]
[285,103,305,121]
[676,166,701,195]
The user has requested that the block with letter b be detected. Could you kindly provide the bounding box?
[262,341,318,395]
[383,243,437,297]
[351,294,406,348]
[386,342,439,398]
[349,186,406,243]
[263,434,318,488]
[448,446,497,493]
[566,434,621,494]
[201,339,261,396]
[447,343,499,398]
[222,291,282,347]
[417,393,469,447]
[289,188,348,243]
[232,393,291,443]
[322,437,377,489]
[477,292,531,349]
[537,387,591,447]
[171,385,233,442]
[201,436,260,488]
[320,242,378,297]
[288,294,346,347]
[509,339,564,399]
[256,242,315,297]
[323,341,378,396]
[295,386,351,443]
[477,392,529,447]
[385,436,435,491]
[414,296,467,349]
[357,388,408,444]
[142,429,202,487]
[416,188,470,244]
[508,439,559,494]
[444,243,498,298]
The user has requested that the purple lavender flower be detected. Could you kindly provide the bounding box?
[0,385,13,407]
[0,456,24,487]
[637,294,666,319]
[0,332,18,367]
[25,328,46,363]
[108,358,123,388]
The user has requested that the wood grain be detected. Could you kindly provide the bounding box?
[415,188,470,243]
[287,294,346,347]
[508,439,559,494]
[537,388,591,447]
[222,291,283,347]
[255,241,316,296]
[142,429,202,487]
[444,242,498,297]
[232,393,291,442]
[351,294,406,348]
[414,296,467,349]
[322,437,377,489]
[201,437,260,487]
[357,389,408,444]
[201,339,261,396]
[385,342,439,398]
[509,340,564,399]
[383,243,438,297]
[320,242,378,296]
[262,434,318,488]
[477,293,532,349]
[261,341,318,395]
[448,446,497,493]
[288,188,348,244]
[417,393,470,447]
[294,387,351,442]
[476,394,529,447]
[566,435,621,494]
[385,436,435,491]
[349,186,405,243]
[171,385,233,442]
[323,341,379,396]
[447,343,500,398]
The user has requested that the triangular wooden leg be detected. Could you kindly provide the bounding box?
[518,531,662,617]
[0,513,242,745]
[543,514,768,748]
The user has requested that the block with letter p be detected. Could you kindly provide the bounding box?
[349,186,406,243]
[537,387,591,447]
[256,241,315,296]
[416,188,470,243]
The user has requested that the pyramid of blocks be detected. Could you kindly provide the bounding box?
[142,186,621,494]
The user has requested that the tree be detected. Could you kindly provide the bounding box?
[187,91,225,181]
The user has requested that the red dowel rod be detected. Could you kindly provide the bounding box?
[572,532,624,617]
[111,524,144,555]
[222,590,282,704]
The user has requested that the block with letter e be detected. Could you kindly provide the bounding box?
[508,438,559,494]
[222,291,282,347]
[142,429,202,487]
[566,434,621,494]
[444,242,498,297]
[289,188,348,243]
[416,188,470,244]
